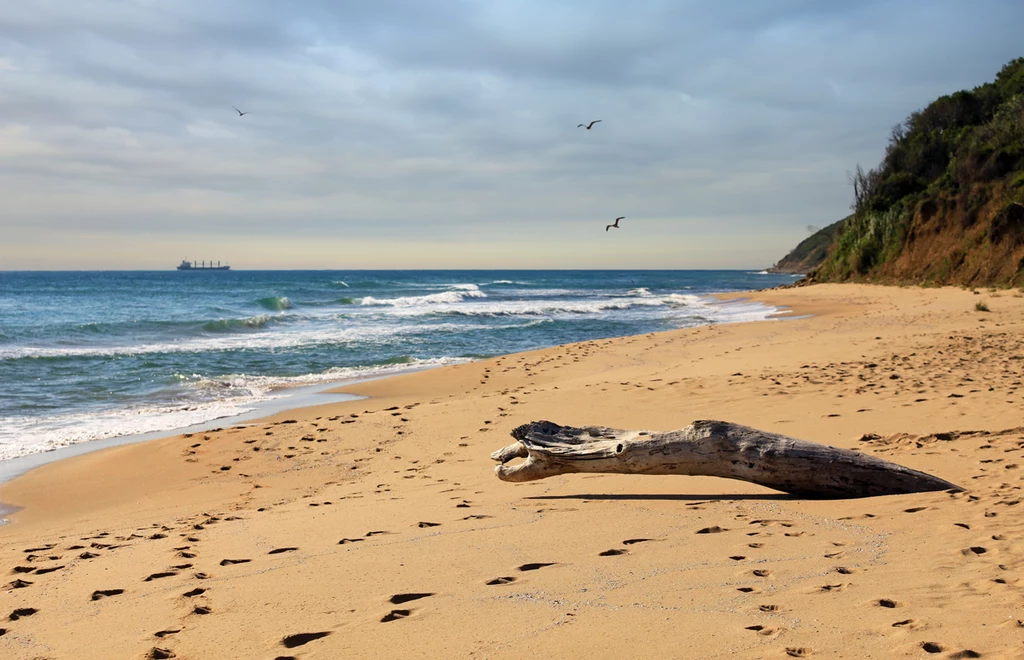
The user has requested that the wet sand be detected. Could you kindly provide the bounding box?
[1,283,1022,659]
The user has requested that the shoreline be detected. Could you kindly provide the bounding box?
[2,283,1022,658]
[0,294,784,492]
[0,381,363,489]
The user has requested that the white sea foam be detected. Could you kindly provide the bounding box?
[376,292,708,318]
[0,292,772,359]
[0,317,556,360]
[192,357,473,394]
[0,323,433,359]
[332,281,350,287]
[0,400,263,462]
[0,357,472,461]
[360,284,487,307]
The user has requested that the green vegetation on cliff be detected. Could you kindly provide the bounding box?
[814,58,1024,286]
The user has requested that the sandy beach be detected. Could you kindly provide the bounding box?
[1,283,1022,659]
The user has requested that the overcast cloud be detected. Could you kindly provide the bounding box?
[1,0,1021,269]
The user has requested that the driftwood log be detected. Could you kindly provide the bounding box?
[491,420,960,498]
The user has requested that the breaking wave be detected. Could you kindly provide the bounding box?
[202,315,275,332]
[257,296,292,311]
[360,284,487,307]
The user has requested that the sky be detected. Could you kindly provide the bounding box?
[1,1,1022,270]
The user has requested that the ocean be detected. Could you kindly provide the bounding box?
[0,270,798,463]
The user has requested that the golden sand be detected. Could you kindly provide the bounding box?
[1,284,1022,659]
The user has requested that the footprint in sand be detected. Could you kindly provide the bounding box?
[752,569,772,577]
[380,609,411,622]
[9,608,38,621]
[91,589,124,600]
[193,606,212,615]
[149,648,176,659]
[745,625,781,636]
[338,538,365,545]
[518,563,557,572]
[819,584,846,593]
[389,593,434,605]
[9,579,32,589]
[759,604,779,612]
[599,549,628,557]
[948,651,982,659]
[417,521,441,528]
[921,642,945,653]
[786,648,813,657]
[622,538,654,545]
[182,588,206,598]
[892,619,920,629]
[696,526,726,534]
[878,598,902,608]
[365,531,391,537]
[486,576,517,585]
[834,567,855,575]
[219,558,251,566]
[282,632,332,648]
[268,547,298,555]
[736,587,760,593]
[144,572,178,582]
[962,546,988,556]
[153,630,181,638]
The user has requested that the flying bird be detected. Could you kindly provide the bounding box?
[233,106,250,117]
[606,217,625,231]
[578,120,602,130]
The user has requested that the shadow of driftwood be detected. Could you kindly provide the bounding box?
[526,493,797,502]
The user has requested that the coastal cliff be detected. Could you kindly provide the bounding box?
[767,218,847,274]
[781,58,1024,287]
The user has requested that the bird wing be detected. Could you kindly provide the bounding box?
[233,106,241,114]
[577,124,585,128]
[615,216,625,221]
[606,225,611,231]
[590,120,602,127]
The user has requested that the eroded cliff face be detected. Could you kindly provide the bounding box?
[871,193,1024,286]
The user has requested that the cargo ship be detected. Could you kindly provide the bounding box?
[176,259,231,271]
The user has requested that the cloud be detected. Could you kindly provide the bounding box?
[0,0,1022,268]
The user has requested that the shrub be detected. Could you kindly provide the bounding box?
[975,301,990,312]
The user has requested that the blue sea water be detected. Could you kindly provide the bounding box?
[0,270,798,461]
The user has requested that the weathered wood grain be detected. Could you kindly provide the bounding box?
[491,420,960,498]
